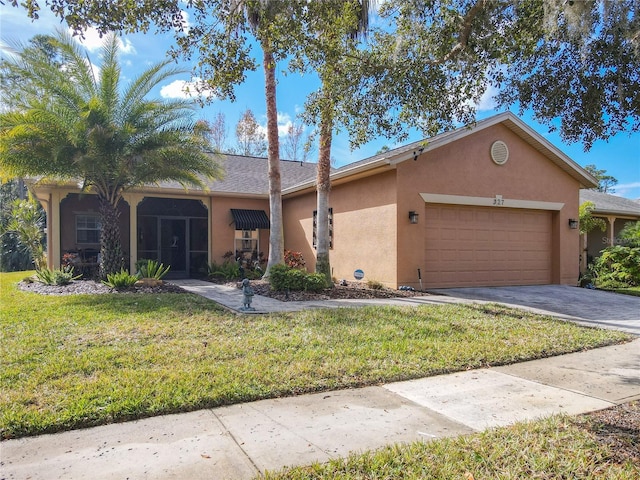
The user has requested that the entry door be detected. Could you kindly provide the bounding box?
[160,219,187,274]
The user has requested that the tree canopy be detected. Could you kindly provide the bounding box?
[7,1,640,152]
[584,164,619,193]
[0,30,222,276]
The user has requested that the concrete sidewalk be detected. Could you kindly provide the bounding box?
[3,339,639,480]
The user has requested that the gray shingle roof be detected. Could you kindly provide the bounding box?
[159,154,317,195]
[580,189,640,216]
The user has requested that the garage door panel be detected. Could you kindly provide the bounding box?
[425,205,552,288]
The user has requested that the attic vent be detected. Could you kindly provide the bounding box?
[490,140,509,165]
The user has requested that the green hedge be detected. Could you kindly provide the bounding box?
[269,264,328,292]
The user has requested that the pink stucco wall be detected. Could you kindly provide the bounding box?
[210,196,270,264]
[283,123,582,288]
[395,123,580,286]
[283,171,398,285]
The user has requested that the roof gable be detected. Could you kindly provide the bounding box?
[284,112,598,193]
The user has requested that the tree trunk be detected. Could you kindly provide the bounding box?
[262,43,284,277]
[98,193,125,279]
[315,103,333,287]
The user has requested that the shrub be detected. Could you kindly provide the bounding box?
[284,250,305,269]
[137,259,170,280]
[268,264,290,290]
[304,273,327,292]
[2,194,46,270]
[34,267,81,286]
[208,260,240,281]
[592,245,640,287]
[367,279,384,290]
[269,264,329,292]
[269,264,306,291]
[102,269,140,289]
[619,221,640,247]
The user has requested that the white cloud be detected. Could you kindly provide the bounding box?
[72,27,136,55]
[255,111,296,138]
[475,84,498,112]
[160,78,216,100]
[178,10,191,31]
[277,112,293,136]
[615,182,640,199]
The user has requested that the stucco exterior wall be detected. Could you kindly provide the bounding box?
[210,196,270,264]
[283,171,398,286]
[395,123,582,286]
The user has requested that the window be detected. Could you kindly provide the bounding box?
[76,214,101,244]
[235,229,258,257]
[313,208,333,249]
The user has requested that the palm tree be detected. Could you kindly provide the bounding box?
[231,0,287,276]
[0,30,221,277]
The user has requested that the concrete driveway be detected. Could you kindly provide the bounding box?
[430,285,640,336]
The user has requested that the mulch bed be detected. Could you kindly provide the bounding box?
[17,279,186,296]
[579,400,640,465]
[17,278,428,300]
[218,279,431,302]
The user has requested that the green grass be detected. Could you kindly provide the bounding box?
[0,271,631,439]
[602,286,640,297]
[263,414,639,479]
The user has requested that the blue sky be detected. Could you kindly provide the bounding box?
[2,5,639,199]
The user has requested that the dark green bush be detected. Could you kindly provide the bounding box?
[269,264,307,291]
[290,269,307,290]
[269,265,329,292]
[268,264,290,290]
[304,273,327,292]
[207,260,240,281]
[592,245,640,287]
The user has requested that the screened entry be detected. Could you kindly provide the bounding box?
[137,198,208,277]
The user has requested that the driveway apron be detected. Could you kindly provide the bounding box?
[430,285,640,335]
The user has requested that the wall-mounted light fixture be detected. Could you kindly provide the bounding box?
[568,218,579,229]
[409,211,419,224]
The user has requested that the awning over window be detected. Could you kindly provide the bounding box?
[230,209,270,230]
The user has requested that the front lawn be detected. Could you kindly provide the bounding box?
[0,271,631,439]
[601,286,640,297]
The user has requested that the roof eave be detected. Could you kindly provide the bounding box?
[282,159,393,195]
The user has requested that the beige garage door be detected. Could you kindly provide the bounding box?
[424,205,552,288]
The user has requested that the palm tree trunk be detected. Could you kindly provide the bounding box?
[98,194,124,279]
[315,102,333,287]
[262,43,284,277]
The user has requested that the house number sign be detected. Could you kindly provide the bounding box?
[493,195,505,206]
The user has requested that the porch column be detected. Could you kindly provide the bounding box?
[34,191,53,269]
[607,216,616,247]
[50,190,63,269]
[207,196,213,267]
[123,193,144,272]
